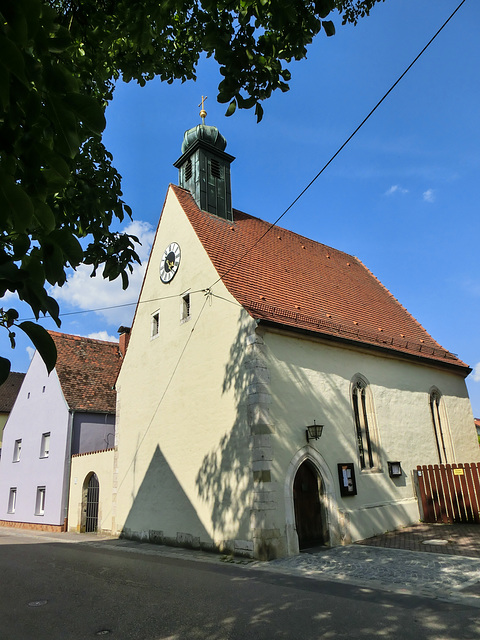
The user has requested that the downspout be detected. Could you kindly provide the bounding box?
[61,409,75,532]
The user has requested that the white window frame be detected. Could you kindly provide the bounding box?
[40,432,50,458]
[8,488,16,514]
[35,486,46,516]
[151,310,160,339]
[180,292,191,323]
[13,439,22,462]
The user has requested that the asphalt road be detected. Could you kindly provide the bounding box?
[1,531,480,640]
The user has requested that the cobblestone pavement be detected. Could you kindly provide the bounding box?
[357,522,480,558]
[249,545,480,606]
[249,523,480,606]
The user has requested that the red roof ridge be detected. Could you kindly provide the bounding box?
[47,330,119,346]
[169,184,469,372]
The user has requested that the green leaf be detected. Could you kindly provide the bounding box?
[0,63,10,110]
[0,174,34,231]
[0,33,27,85]
[225,99,236,117]
[217,91,232,104]
[52,229,84,266]
[0,357,11,385]
[315,0,336,19]
[32,200,56,233]
[322,20,335,36]
[66,93,106,135]
[18,321,57,374]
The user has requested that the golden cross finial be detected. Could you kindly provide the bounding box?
[199,95,207,124]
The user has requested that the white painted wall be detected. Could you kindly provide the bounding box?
[0,352,70,526]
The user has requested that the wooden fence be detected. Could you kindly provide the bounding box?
[415,463,480,523]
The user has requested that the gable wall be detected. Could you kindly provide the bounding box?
[115,188,256,552]
[0,353,71,526]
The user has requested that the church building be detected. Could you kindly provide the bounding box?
[112,115,478,559]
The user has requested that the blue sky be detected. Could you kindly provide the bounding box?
[3,0,480,416]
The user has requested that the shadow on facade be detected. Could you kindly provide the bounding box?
[120,310,424,558]
[121,444,212,550]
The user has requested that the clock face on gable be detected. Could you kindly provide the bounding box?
[160,242,181,283]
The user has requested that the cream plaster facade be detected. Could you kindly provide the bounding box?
[114,186,479,560]
[115,189,257,554]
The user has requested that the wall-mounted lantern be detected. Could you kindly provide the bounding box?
[388,461,402,478]
[306,420,324,443]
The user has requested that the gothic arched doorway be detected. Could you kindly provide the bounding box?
[82,473,99,533]
[293,460,326,550]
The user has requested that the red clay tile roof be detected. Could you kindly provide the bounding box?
[171,185,468,372]
[48,332,121,413]
[0,372,25,412]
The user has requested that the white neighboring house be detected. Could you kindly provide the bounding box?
[0,332,122,531]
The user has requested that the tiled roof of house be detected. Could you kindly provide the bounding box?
[48,332,121,413]
[0,372,25,412]
[171,185,468,372]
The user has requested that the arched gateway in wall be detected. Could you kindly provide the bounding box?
[81,472,100,533]
[284,447,339,555]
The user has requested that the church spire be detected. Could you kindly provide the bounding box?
[199,95,207,124]
[173,99,235,221]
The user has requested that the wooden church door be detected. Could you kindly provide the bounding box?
[293,460,325,550]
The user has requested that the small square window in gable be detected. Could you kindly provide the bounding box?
[181,293,191,323]
[151,311,160,339]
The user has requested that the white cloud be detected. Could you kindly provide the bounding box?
[51,220,155,327]
[473,363,480,383]
[423,189,435,203]
[87,331,118,343]
[385,185,409,196]
[26,346,35,360]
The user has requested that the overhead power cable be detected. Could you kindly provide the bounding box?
[210,0,467,288]
[18,289,207,323]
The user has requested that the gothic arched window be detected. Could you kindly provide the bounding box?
[352,377,377,470]
[430,389,450,463]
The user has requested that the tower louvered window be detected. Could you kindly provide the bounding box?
[184,158,192,181]
[210,158,221,179]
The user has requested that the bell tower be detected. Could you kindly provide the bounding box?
[174,97,235,221]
